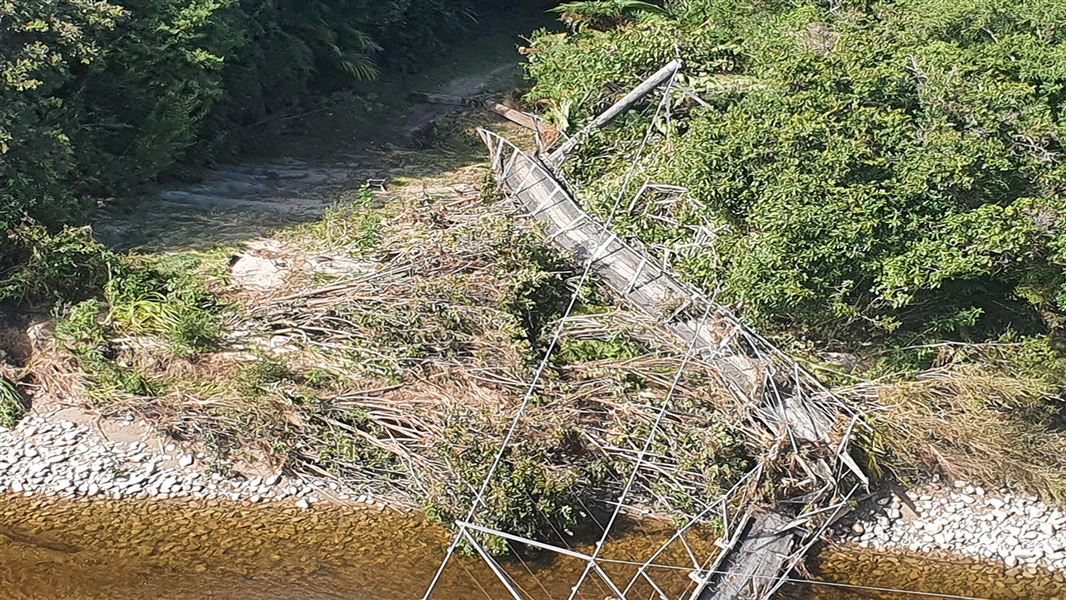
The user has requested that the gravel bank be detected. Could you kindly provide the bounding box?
[837,480,1066,577]
[0,410,386,510]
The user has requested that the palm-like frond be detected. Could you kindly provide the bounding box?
[551,0,669,31]
[338,51,380,80]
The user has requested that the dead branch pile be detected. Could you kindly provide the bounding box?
[33,183,757,530]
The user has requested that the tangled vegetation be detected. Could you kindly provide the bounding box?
[33,117,750,547]
[524,0,1066,495]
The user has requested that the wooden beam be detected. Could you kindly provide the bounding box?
[483,101,544,131]
[694,511,797,600]
[548,59,682,163]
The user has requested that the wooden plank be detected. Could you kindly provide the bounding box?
[484,101,546,132]
[695,511,797,600]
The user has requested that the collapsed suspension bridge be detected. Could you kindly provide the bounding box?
[422,60,870,600]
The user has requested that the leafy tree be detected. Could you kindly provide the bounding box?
[552,0,668,31]
[0,0,504,305]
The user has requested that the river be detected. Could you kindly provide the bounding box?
[0,493,1061,599]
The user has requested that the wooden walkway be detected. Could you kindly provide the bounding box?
[480,128,866,600]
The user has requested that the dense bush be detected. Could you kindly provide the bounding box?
[0,0,504,305]
[526,0,1066,339]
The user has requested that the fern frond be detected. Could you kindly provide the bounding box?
[552,0,669,31]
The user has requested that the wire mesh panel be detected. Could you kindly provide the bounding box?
[424,73,867,600]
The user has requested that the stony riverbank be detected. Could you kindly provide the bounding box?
[836,480,1066,578]
[8,402,1066,589]
[0,408,389,510]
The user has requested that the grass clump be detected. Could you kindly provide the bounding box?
[52,255,226,403]
[53,299,166,401]
[852,337,1066,499]
[0,378,27,429]
[291,185,384,253]
[103,265,223,356]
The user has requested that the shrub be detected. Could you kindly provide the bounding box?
[0,225,117,305]
[525,0,1066,340]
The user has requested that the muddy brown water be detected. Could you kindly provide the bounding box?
[0,494,1061,599]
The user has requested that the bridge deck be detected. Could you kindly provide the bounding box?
[480,128,862,600]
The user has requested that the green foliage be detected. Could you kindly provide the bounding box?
[0,0,126,196]
[491,223,576,350]
[641,419,750,513]
[526,0,1066,341]
[75,0,244,190]
[426,407,604,554]
[0,0,504,310]
[557,335,645,364]
[552,0,669,31]
[101,258,224,354]
[0,225,117,305]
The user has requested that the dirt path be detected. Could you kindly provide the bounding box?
[93,59,520,254]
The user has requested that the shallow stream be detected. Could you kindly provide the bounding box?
[0,494,1062,599]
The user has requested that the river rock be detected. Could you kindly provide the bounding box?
[837,483,1066,575]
